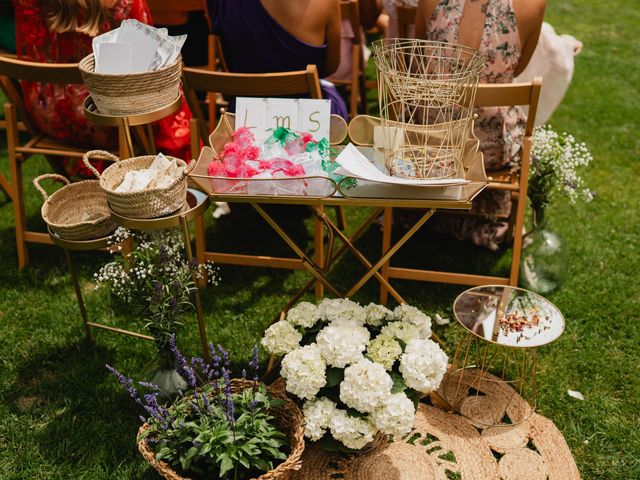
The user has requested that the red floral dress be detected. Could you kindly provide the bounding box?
[15,0,192,176]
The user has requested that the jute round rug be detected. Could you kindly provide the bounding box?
[291,370,579,480]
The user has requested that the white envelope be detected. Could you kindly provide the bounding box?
[117,22,159,73]
[96,42,132,74]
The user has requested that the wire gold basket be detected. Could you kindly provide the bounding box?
[371,39,485,180]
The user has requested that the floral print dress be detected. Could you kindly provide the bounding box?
[425,0,527,250]
[15,0,192,176]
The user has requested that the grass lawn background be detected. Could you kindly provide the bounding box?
[0,0,638,478]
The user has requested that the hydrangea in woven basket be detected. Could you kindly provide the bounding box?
[262,299,449,452]
[109,340,305,480]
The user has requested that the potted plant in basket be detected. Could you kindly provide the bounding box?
[108,339,305,480]
[522,125,593,294]
[95,227,219,393]
[262,298,449,452]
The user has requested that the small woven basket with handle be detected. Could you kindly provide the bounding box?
[138,379,306,480]
[34,174,117,241]
[83,150,194,219]
[79,54,182,116]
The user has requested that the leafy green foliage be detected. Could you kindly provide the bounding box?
[144,385,287,479]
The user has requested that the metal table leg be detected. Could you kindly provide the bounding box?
[180,215,212,363]
[64,248,92,341]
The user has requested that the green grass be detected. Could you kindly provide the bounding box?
[0,0,639,477]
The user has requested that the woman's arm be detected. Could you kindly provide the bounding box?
[324,0,342,75]
[514,0,546,76]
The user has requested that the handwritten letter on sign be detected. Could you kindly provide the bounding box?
[235,98,331,141]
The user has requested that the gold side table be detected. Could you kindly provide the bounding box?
[109,188,213,362]
[83,95,182,159]
[48,227,154,342]
[440,285,565,427]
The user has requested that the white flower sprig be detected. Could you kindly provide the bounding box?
[530,125,593,210]
[94,228,219,344]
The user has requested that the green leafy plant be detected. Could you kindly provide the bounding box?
[109,343,288,480]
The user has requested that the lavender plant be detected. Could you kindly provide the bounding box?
[94,228,219,353]
[108,340,287,480]
[530,126,593,228]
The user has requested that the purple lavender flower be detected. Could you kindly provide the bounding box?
[143,392,170,428]
[191,357,212,380]
[169,335,197,389]
[106,364,139,400]
[250,345,260,382]
[201,391,211,413]
[221,367,235,425]
[241,369,247,380]
[150,281,163,305]
[249,399,260,412]
[137,381,161,391]
[217,345,230,369]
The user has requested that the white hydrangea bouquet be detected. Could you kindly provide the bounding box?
[261,298,448,451]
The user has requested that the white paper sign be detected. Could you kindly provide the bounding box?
[299,99,331,141]
[235,98,268,140]
[235,98,331,141]
[267,98,300,132]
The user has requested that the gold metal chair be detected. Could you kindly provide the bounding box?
[379,78,542,302]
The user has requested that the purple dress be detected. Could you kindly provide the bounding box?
[208,0,349,119]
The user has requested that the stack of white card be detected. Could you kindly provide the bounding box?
[92,20,186,74]
[115,153,181,193]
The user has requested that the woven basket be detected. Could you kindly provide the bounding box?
[138,379,306,480]
[34,174,117,241]
[78,53,182,116]
[83,150,195,219]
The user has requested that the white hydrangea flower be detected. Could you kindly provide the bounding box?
[394,304,432,339]
[329,408,377,450]
[281,345,327,400]
[286,301,320,328]
[371,392,415,438]
[379,321,422,344]
[340,358,393,413]
[316,323,370,368]
[302,397,337,441]
[363,302,393,327]
[399,339,448,393]
[261,320,302,356]
[367,336,403,370]
[317,298,365,324]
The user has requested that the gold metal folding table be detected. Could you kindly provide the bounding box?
[195,189,484,311]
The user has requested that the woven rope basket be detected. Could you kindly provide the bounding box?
[79,54,182,116]
[34,174,117,241]
[138,379,306,480]
[83,150,194,219]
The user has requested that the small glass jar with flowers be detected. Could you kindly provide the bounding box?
[95,228,219,393]
[262,298,448,452]
[108,339,305,480]
[522,125,594,293]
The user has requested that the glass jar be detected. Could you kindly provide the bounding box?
[519,207,569,295]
